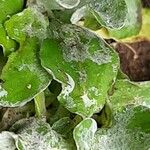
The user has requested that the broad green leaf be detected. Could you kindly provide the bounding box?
[40,24,119,117]
[89,0,127,29]
[56,0,80,9]
[91,106,150,150]
[5,8,49,43]
[109,0,142,39]
[0,131,17,150]
[110,79,150,110]
[0,0,24,23]
[12,117,75,150]
[0,38,51,107]
[73,118,97,150]
[0,24,17,56]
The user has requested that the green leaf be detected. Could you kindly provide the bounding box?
[109,0,142,39]
[91,105,150,149]
[0,0,24,23]
[55,0,80,9]
[0,24,17,56]
[89,0,127,29]
[0,38,51,107]
[110,79,150,110]
[5,8,49,43]
[0,131,17,150]
[40,24,119,117]
[73,118,97,150]
[12,117,75,150]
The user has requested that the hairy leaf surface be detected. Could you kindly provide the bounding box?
[0,38,51,107]
[40,24,119,117]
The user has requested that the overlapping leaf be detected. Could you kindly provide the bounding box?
[0,24,17,56]
[0,0,24,23]
[11,117,75,150]
[109,0,142,39]
[89,0,127,29]
[110,79,150,110]
[5,8,49,43]
[40,24,119,117]
[73,118,97,150]
[0,38,51,107]
[91,106,150,149]
[0,0,24,55]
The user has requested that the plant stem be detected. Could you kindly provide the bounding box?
[34,91,46,118]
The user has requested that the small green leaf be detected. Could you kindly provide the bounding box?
[73,118,97,150]
[109,0,142,39]
[110,79,150,110]
[0,24,17,56]
[0,0,24,23]
[89,0,127,29]
[91,106,150,149]
[5,8,49,43]
[0,38,51,107]
[40,24,119,117]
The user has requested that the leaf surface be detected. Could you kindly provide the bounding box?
[109,0,142,39]
[40,24,119,117]
[73,118,97,150]
[0,38,51,107]
[89,0,127,29]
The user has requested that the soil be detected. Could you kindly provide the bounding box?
[115,39,150,81]
[142,0,150,8]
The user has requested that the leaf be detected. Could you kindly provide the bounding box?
[91,105,150,150]
[40,24,119,117]
[89,0,127,29]
[0,131,17,150]
[122,8,150,42]
[109,0,142,39]
[0,0,24,23]
[0,38,51,107]
[139,8,150,39]
[12,117,75,150]
[110,79,150,110]
[55,0,80,9]
[5,8,49,43]
[73,118,97,150]
[71,6,87,24]
[0,24,17,56]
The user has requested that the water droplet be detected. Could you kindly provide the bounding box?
[27,84,32,89]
